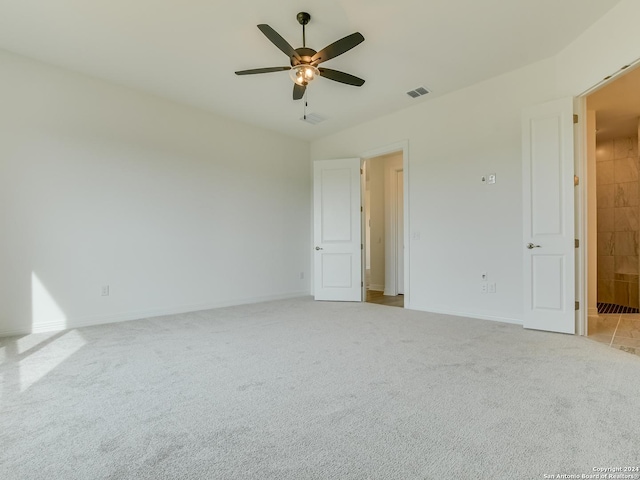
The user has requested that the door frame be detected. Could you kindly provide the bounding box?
[575,95,587,336]
[576,57,640,336]
[360,140,410,308]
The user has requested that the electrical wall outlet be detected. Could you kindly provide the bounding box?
[488,282,496,293]
[101,285,110,296]
[480,282,488,293]
[299,272,304,280]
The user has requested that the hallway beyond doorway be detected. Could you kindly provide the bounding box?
[366,290,403,308]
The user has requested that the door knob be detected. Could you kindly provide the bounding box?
[526,243,541,249]
[315,246,323,250]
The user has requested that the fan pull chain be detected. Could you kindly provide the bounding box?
[304,89,309,120]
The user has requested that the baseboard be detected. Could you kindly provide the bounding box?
[0,290,310,337]
[408,304,523,326]
[368,284,385,292]
[588,307,598,317]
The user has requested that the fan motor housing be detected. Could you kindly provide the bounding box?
[292,47,317,66]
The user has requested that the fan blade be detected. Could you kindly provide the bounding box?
[319,68,365,86]
[293,83,306,100]
[311,32,364,65]
[257,24,301,61]
[235,66,290,75]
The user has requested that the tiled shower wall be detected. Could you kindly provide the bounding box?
[596,136,639,308]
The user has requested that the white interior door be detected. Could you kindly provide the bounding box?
[313,158,362,301]
[522,98,575,334]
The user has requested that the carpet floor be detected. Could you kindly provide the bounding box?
[1,297,639,480]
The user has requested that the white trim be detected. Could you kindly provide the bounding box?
[410,305,523,326]
[368,284,385,292]
[575,96,588,337]
[360,141,408,160]
[578,57,640,98]
[0,291,310,337]
[360,140,410,308]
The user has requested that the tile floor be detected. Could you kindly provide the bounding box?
[588,314,640,357]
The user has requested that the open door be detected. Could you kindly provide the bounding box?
[313,158,362,301]
[522,98,575,334]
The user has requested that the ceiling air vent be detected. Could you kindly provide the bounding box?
[300,113,326,125]
[406,86,430,98]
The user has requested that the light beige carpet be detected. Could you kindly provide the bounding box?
[1,297,639,479]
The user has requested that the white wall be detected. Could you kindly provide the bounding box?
[0,49,311,336]
[311,0,640,325]
[312,58,558,323]
[4,0,638,334]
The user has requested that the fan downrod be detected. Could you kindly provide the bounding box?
[297,12,311,47]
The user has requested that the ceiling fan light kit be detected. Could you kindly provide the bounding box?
[289,64,319,86]
[235,12,365,101]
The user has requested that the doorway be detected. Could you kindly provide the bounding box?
[583,64,640,354]
[363,152,404,308]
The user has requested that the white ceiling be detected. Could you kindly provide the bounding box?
[0,0,622,140]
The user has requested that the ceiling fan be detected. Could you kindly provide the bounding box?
[235,12,365,100]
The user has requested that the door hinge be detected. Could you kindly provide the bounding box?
[575,239,579,248]
[361,243,363,250]
[574,175,579,186]
[575,301,579,311]
[361,206,363,212]
[360,168,363,175]
[361,281,364,287]
[573,114,578,124]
